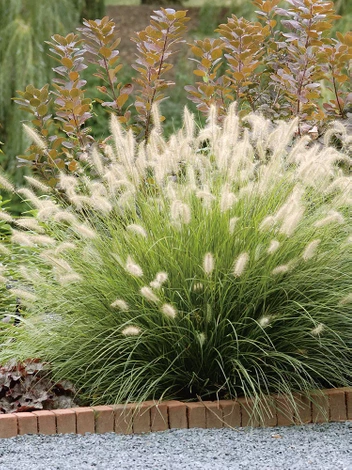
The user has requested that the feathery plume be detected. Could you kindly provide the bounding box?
[111,299,129,311]
[339,293,352,306]
[259,216,276,231]
[126,224,147,238]
[311,323,324,336]
[279,208,305,237]
[229,217,240,235]
[140,286,159,303]
[314,211,344,227]
[58,273,82,285]
[203,252,215,275]
[198,332,206,346]
[272,264,290,275]
[24,176,51,193]
[12,231,35,246]
[259,316,271,328]
[302,239,321,261]
[55,242,76,254]
[0,173,14,192]
[17,188,43,208]
[125,256,143,277]
[73,224,97,239]
[23,124,47,150]
[233,252,249,277]
[156,272,168,284]
[54,211,77,224]
[0,211,13,223]
[161,303,177,319]
[0,244,10,255]
[16,218,44,232]
[121,326,141,336]
[10,288,36,302]
[267,240,280,255]
[90,147,105,176]
[220,185,238,212]
[171,200,191,225]
[31,235,56,246]
[184,106,195,140]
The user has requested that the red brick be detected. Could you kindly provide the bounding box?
[114,404,134,434]
[203,401,223,429]
[325,389,347,422]
[72,408,95,435]
[346,389,352,420]
[311,392,329,423]
[238,397,260,427]
[92,406,114,434]
[167,401,188,429]
[293,394,311,425]
[16,412,37,435]
[0,414,18,438]
[149,402,168,432]
[275,395,295,426]
[32,410,56,435]
[219,400,241,428]
[261,398,277,427]
[132,403,151,434]
[52,409,76,434]
[186,403,206,429]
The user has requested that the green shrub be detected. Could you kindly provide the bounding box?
[12,1,351,191]
[0,107,351,409]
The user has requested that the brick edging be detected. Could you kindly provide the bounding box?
[0,387,351,438]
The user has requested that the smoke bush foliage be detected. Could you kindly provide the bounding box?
[0,106,351,409]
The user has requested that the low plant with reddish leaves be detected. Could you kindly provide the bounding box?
[0,359,77,414]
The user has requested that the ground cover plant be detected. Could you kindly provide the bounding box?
[0,105,351,414]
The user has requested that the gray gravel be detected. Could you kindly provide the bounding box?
[0,422,351,470]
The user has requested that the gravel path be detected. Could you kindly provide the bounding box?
[0,422,351,470]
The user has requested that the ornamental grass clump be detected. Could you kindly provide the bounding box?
[0,105,351,411]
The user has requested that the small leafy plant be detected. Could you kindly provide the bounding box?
[0,359,77,414]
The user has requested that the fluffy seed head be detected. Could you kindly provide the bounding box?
[140,286,159,303]
[229,217,240,235]
[302,239,321,261]
[171,200,191,225]
[58,273,82,285]
[272,264,290,275]
[121,326,141,336]
[73,224,97,239]
[16,218,43,232]
[24,176,51,193]
[111,299,129,311]
[156,272,168,284]
[267,240,280,254]
[10,289,36,302]
[233,252,249,277]
[125,256,143,277]
[259,216,276,231]
[126,224,147,238]
[314,211,344,228]
[0,211,13,223]
[259,316,271,328]
[161,303,177,319]
[203,252,214,275]
[23,124,47,150]
[339,293,352,306]
[311,323,324,336]
[0,174,14,193]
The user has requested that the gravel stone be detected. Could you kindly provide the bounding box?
[0,422,351,469]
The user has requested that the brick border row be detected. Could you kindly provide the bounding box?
[0,387,351,439]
